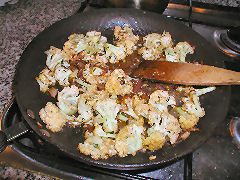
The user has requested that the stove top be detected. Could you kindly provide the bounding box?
[0,1,240,179]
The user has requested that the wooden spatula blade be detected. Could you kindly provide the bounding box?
[131,61,240,85]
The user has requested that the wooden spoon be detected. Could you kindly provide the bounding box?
[131,61,240,85]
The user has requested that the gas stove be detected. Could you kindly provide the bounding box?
[0,1,240,179]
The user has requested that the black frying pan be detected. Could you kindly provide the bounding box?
[2,8,231,170]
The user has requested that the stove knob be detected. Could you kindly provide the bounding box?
[0,131,7,153]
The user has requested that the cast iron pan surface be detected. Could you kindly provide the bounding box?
[14,8,230,170]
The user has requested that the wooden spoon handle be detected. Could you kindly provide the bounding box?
[131,61,240,85]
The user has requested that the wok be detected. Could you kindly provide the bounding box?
[1,8,230,170]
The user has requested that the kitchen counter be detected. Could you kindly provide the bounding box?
[193,0,240,7]
[0,0,82,178]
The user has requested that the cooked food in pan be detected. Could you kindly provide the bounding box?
[36,26,215,159]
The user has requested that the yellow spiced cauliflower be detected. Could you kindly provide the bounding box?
[36,27,216,160]
[115,123,144,157]
[78,136,117,159]
[114,26,139,55]
[105,69,133,96]
[57,85,79,116]
[39,102,69,132]
[94,98,120,133]
[36,67,56,92]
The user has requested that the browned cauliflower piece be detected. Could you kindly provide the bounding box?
[94,97,120,133]
[104,43,127,64]
[45,46,70,71]
[181,93,205,118]
[36,68,56,92]
[160,113,181,144]
[149,90,176,113]
[39,102,68,132]
[76,94,94,124]
[147,112,181,144]
[160,31,174,49]
[114,26,139,55]
[120,97,139,120]
[177,107,199,130]
[138,32,173,60]
[135,103,150,118]
[165,41,194,62]
[105,69,133,96]
[54,66,72,86]
[57,85,79,116]
[175,41,194,62]
[63,33,85,57]
[93,125,116,138]
[115,124,144,157]
[143,131,166,151]
[75,31,108,64]
[83,64,110,85]
[78,136,117,160]
[138,33,163,60]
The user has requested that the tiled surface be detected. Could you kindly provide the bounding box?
[0,0,82,179]
[192,0,240,7]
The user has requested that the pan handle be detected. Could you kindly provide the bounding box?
[0,121,30,153]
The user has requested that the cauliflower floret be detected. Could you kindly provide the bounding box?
[176,107,199,129]
[45,46,70,71]
[104,43,126,64]
[165,47,180,62]
[121,98,139,120]
[75,94,93,123]
[165,41,194,62]
[159,113,181,144]
[160,31,173,49]
[57,85,79,115]
[138,33,163,60]
[176,86,214,119]
[83,64,110,85]
[194,86,216,97]
[133,95,150,118]
[78,136,117,160]
[147,106,162,125]
[94,98,120,133]
[114,26,139,55]
[78,86,108,109]
[75,31,107,64]
[105,69,133,96]
[115,124,144,157]
[148,113,181,144]
[177,86,215,97]
[175,41,194,62]
[93,125,116,138]
[54,66,72,86]
[149,90,176,112]
[181,93,205,118]
[143,131,166,151]
[39,102,68,132]
[63,33,85,56]
[36,68,56,92]
[135,103,150,118]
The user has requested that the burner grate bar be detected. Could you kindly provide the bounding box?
[184,153,193,180]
